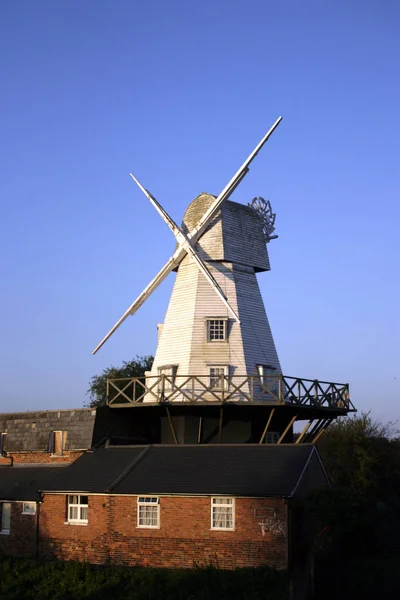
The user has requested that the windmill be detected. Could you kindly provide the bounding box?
[93,117,282,356]
[94,117,354,444]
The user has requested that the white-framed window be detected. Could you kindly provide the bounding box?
[209,366,229,390]
[257,365,278,395]
[211,497,235,531]
[137,496,160,528]
[157,365,178,393]
[206,318,228,342]
[22,502,36,515]
[264,431,279,444]
[67,495,88,524]
[0,502,11,534]
[48,431,66,456]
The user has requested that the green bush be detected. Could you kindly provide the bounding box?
[0,557,289,600]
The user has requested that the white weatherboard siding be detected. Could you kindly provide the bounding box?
[147,261,281,401]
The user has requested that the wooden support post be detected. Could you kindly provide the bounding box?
[106,378,109,406]
[296,420,313,444]
[305,419,325,443]
[278,416,297,444]
[259,408,275,444]
[312,419,333,444]
[312,427,327,444]
[197,417,203,444]
[217,407,224,443]
[165,407,178,444]
[278,377,283,403]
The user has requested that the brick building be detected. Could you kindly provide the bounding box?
[0,441,328,570]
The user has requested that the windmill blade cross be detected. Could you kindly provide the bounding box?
[131,173,240,322]
[93,117,282,353]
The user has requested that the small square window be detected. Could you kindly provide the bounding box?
[22,502,36,515]
[0,502,11,534]
[207,319,227,342]
[137,496,160,528]
[209,366,229,390]
[67,495,88,524]
[211,497,235,530]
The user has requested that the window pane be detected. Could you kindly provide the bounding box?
[22,502,36,515]
[69,506,78,520]
[138,505,158,527]
[81,496,88,505]
[80,506,88,521]
[1,503,11,531]
[208,320,226,341]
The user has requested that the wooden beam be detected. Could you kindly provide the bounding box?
[296,420,313,444]
[312,428,327,444]
[259,408,276,444]
[312,419,333,444]
[197,417,203,444]
[277,416,297,444]
[165,407,178,444]
[304,419,326,443]
[217,407,224,443]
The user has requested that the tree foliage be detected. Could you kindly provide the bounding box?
[309,413,400,559]
[86,356,154,407]
[317,412,400,499]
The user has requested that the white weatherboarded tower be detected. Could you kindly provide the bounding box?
[150,193,281,389]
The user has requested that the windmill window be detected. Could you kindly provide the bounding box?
[206,319,228,342]
[257,365,278,394]
[0,502,11,534]
[67,495,88,524]
[209,366,229,390]
[157,365,178,393]
[137,496,160,528]
[211,497,235,530]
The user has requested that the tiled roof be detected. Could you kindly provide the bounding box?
[0,465,68,501]
[0,409,96,452]
[41,444,322,497]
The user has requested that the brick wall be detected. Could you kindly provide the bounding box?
[39,494,287,570]
[0,502,37,558]
[7,451,84,465]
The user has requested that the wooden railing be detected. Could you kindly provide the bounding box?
[106,374,353,410]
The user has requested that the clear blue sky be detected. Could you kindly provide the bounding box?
[1,1,399,421]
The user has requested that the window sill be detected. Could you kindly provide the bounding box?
[64,521,88,526]
[0,530,10,535]
[136,525,160,530]
[210,528,235,532]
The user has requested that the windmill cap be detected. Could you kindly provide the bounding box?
[181,192,217,233]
